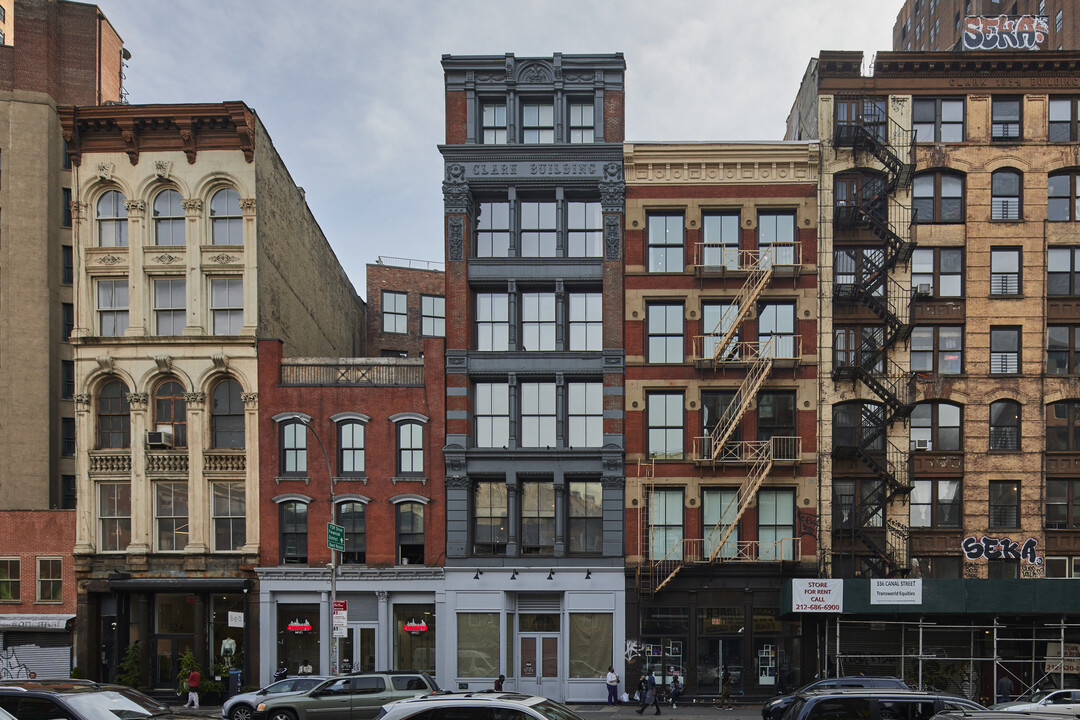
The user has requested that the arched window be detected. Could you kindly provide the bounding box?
[1048,170,1080,222]
[211,380,244,449]
[397,501,424,565]
[279,500,308,564]
[832,401,885,451]
[210,188,242,245]
[397,422,423,475]
[280,420,307,476]
[98,380,131,449]
[97,190,128,247]
[154,379,187,448]
[912,171,964,223]
[153,189,185,245]
[338,421,365,476]
[990,400,1021,452]
[991,169,1022,220]
[910,402,961,452]
[337,501,366,564]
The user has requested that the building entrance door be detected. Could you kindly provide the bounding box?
[340,624,377,674]
[519,635,559,699]
[155,636,192,688]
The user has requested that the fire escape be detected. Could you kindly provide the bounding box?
[830,97,917,577]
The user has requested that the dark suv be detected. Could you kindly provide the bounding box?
[781,688,984,720]
[252,671,439,720]
[0,679,199,720]
[763,677,910,720]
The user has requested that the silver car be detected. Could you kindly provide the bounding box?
[993,690,1080,714]
[374,692,585,720]
[223,677,331,720]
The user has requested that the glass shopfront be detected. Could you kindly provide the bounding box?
[395,604,435,673]
[277,604,321,676]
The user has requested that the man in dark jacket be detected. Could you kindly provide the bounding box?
[636,671,661,715]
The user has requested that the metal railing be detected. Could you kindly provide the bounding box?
[692,335,802,364]
[692,243,802,272]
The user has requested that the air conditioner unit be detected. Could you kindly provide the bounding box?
[146,431,174,448]
[916,283,932,296]
[913,438,931,451]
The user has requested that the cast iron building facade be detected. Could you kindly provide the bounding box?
[439,53,627,703]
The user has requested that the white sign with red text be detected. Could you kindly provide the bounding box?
[792,579,844,613]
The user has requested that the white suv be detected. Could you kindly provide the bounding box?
[375,691,584,720]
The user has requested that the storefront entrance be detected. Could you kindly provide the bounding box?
[519,635,559,698]
[340,625,377,674]
[155,636,192,687]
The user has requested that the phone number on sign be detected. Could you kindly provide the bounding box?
[794,603,841,612]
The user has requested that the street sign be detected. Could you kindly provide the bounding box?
[327,523,345,552]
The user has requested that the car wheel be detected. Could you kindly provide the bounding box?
[230,706,254,720]
[268,710,297,720]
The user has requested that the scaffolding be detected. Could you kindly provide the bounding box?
[820,617,1080,704]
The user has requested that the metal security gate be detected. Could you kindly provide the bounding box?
[0,631,72,679]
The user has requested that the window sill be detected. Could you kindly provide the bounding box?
[275,475,310,485]
[988,294,1023,299]
[334,475,368,485]
[34,600,63,605]
[392,476,426,485]
[989,218,1024,223]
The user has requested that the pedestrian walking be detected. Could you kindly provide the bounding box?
[183,669,200,709]
[606,666,620,705]
[721,666,733,709]
[996,675,1014,704]
[636,670,661,715]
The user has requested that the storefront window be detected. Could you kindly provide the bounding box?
[156,594,195,634]
[211,595,245,670]
[569,613,612,678]
[519,614,560,632]
[641,607,688,685]
[457,613,499,677]
[395,604,435,673]
[697,608,744,694]
[277,604,320,676]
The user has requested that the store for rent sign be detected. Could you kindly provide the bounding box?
[791,579,843,612]
[1045,642,1080,674]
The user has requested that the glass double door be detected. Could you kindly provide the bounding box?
[340,625,377,674]
[155,636,193,688]
[519,635,559,698]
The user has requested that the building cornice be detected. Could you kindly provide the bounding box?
[623,142,819,187]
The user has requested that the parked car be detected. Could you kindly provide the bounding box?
[373,691,585,720]
[934,711,1064,720]
[0,679,202,720]
[992,690,1080,714]
[252,671,439,720]
[781,689,984,720]
[762,676,910,720]
[223,676,332,720]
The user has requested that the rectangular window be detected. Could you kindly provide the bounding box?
[758,302,796,358]
[397,422,424,475]
[649,488,684,560]
[758,211,796,265]
[382,291,407,334]
[1057,9,1064,32]
[154,278,186,335]
[647,303,684,363]
[210,277,243,335]
[280,501,308,564]
[62,188,72,227]
[473,481,508,555]
[1049,248,1080,296]
[701,212,740,269]
[476,201,510,257]
[61,417,75,457]
[701,301,739,360]
[567,201,602,257]
[61,475,76,510]
[97,279,129,337]
[647,213,684,272]
[991,170,1022,220]
[520,201,557,257]
[758,392,796,442]
[569,102,595,143]
[1047,480,1080,530]
[458,614,500,677]
[911,248,962,297]
[280,421,307,475]
[474,382,510,448]
[910,479,961,528]
[521,382,556,447]
[482,103,507,144]
[910,326,962,374]
[702,390,739,459]
[568,382,602,448]
[992,96,1022,140]
[568,292,602,351]
[475,293,510,351]
[989,480,1020,528]
[212,481,246,552]
[702,488,738,558]
[36,558,62,602]
[521,481,555,555]
[1048,326,1080,375]
[155,482,189,552]
[758,489,794,561]
[990,327,1020,374]
[99,482,131,552]
[521,292,556,350]
[1049,98,1080,142]
[568,480,602,554]
[569,613,613,679]
[62,245,73,285]
[913,556,962,579]
[990,248,1020,295]
[420,295,445,337]
[338,421,365,475]
[63,303,73,341]
[647,392,684,460]
[337,500,365,564]
[0,559,19,602]
[522,102,554,143]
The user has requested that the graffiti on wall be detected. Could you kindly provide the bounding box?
[960,535,1043,565]
[963,15,1049,51]
[625,639,642,664]
[0,649,31,680]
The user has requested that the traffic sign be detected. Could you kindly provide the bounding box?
[327,523,345,552]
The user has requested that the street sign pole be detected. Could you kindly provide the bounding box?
[304,419,340,675]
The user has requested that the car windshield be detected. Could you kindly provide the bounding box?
[1022,691,1056,703]
[532,700,585,720]
[64,689,169,720]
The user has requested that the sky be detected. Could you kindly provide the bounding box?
[90,0,899,298]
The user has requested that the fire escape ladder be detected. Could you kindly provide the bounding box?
[637,479,656,599]
[847,483,910,577]
[853,438,913,498]
[833,102,915,192]
[706,353,775,464]
[704,442,776,562]
[708,254,775,366]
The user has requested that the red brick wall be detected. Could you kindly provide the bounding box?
[0,511,76,612]
[445,90,467,144]
[258,338,446,568]
[604,90,624,143]
[365,264,445,358]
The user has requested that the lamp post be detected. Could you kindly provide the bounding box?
[301,419,338,675]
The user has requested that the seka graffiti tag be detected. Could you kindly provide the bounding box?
[961,535,1043,565]
[963,15,1049,51]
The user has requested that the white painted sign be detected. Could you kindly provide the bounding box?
[870,579,922,605]
[333,609,348,628]
[791,579,843,612]
[228,611,244,628]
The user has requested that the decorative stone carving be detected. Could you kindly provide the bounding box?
[97,162,114,181]
[126,392,148,409]
[601,475,624,490]
[603,456,623,473]
[376,590,388,602]
[447,216,465,261]
[445,475,470,490]
[73,393,91,408]
[98,255,123,266]
[204,452,246,473]
[241,392,259,408]
[208,254,238,264]
[152,254,182,264]
[154,356,173,373]
[184,391,206,406]
[442,163,472,215]
[211,354,230,370]
[96,356,115,373]
[147,453,188,474]
[599,180,625,212]
[239,198,256,211]
[70,201,87,222]
[181,198,203,212]
[604,215,622,261]
[155,160,172,179]
[447,455,466,474]
[519,63,552,84]
[124,199,146,213]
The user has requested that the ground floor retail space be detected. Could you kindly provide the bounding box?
[0,614,74,679]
